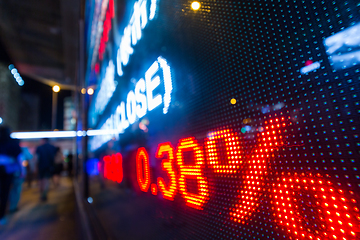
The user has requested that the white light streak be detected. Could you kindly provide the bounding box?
[126,91,137,124]
[157,56,172,114]
[11,131,77,139]
[95,60,116,114]
[10,129,116,140]
[149,0,158,20]
[116,0,157,76]
[145,61,162,111]
[135,78,147,118]
[300,62,321,74]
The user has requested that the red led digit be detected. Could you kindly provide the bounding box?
[156,142,177,201]
[136,147,151,192]
[176,137,209,210]
[103,153,123,183]
[272,173,360,240]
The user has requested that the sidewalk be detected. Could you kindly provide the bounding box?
[0,177,81,240]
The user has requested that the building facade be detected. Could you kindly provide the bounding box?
[0,63,20,130]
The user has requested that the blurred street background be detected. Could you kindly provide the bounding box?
[0,177,80,240]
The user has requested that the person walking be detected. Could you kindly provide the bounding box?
[67,153,73,177]
[0,126,21,225]
[35,138,57,202]
[52,147,63,188]
[22,146,35,188]
[9,146,30,212]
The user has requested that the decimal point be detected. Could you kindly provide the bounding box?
[151,183,158,195]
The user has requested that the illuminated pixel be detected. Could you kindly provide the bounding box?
[272,173,359,239]
[232,117,288,223]
[204,117,291,222]
[205,129,242,174]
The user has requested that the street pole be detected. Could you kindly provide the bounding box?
[52,85,60,129]
[52,91,58,129]
[79,18,89,199]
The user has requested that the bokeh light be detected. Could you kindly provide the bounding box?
[9,65,24,86]
[191,1,201,10]
[52,85,60,93]
[87,88,94,95]
[242,118,251,124]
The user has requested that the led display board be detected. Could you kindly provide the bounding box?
[85,0,360,239]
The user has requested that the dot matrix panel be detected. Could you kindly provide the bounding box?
[87,0,360,239]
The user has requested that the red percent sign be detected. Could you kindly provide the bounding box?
[104,115,359,239]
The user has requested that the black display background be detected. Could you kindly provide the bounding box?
[87,0,360,239]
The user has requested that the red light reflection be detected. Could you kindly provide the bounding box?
[98,0,115,61]
[103,153,123,183]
